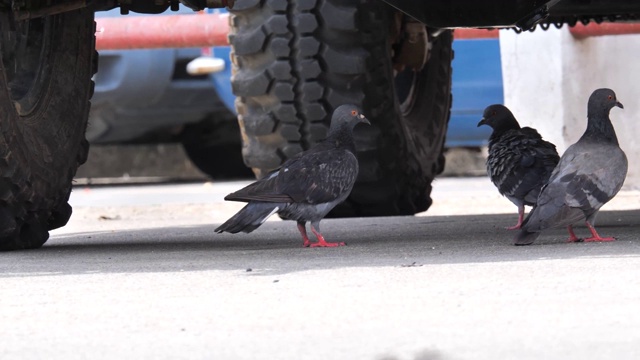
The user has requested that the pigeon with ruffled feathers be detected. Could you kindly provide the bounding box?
[215,104,370,247]
[478,104,560,230]
[515,88,627,245]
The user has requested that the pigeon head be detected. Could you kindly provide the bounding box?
[583,88,624,144]
[588,88,624,115]
[328,104,370,135]
[478,104,520,133]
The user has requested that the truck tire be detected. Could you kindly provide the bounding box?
[0,8,96,250]
[181,100,254,179]
[229,0,452,216]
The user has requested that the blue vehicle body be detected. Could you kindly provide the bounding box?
[89,8,222,144]
[209,46,235,113]
[448,38,502,147]
[208,35,503,148]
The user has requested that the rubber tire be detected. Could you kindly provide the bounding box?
[181,99,254,179]
[229,0,452,216]
[0,8,95,250]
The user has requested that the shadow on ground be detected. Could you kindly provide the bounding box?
[2,211,640,276]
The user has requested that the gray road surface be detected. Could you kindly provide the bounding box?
[1,177,640,360]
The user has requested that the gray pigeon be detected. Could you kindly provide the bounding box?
[478,104,560,229]
[515,88,627,245]
[214,104,370,247]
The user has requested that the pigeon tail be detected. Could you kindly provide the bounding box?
[514,229,540,246]
[215,202,282,234]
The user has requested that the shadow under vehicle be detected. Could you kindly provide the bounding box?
[0,0,638,250]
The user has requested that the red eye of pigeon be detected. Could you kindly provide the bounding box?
[351,110,357,116]
[608,95,613,100]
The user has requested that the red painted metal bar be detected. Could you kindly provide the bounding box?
[95,13,230,50]
[454,28,500,39]
[569,22,640,39]
[95,14,507,50]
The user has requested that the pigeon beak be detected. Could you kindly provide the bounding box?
[477,118,487,127]
[359,115,371,125]
[616,101,624,109]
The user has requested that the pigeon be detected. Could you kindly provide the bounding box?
[214,104,370,247]
[515,88,627,245]
[478,104,560,230]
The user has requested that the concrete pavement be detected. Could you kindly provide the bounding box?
[1,177,640,359]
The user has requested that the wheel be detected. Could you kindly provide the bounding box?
[181,99,254,179]
[0,8,96,250]
[229,0,453,216]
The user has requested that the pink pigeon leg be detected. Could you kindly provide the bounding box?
[567,225,581,242]
[583,221,616,242]
[297,222,312,247]
[506,204,525,230]
[309,225,345,248]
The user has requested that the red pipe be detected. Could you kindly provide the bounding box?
[454,28,500,40]
[95,13,509,51]
[570,22,640,39]
[95,13,230,50]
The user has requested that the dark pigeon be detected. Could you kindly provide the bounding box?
[214,104,370,247]
[478,104,560,230]
[515,88,627,245]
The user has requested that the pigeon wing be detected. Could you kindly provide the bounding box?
[277,149,359,204]
[224,169,294,203]
[225,149,358,204]
[556,143,627,211]
[488,128,559,203]
[523,143,627,231]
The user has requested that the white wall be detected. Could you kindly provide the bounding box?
[500,28,640,189]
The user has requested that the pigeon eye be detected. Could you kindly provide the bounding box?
[608,95,613,100]
[351,110,358,116]
[492,111,497,116]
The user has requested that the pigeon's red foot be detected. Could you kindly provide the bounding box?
[566,225,582,242]
[307,227,346,248]
[567,225,582,242]
[298,223,313,247]
[310,240,345,248]
[583,236,616,242]
[567,223,617,243]
[506,208,525,230]
[584,221,616,242]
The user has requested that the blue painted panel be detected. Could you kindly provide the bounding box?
[447,38,503,147]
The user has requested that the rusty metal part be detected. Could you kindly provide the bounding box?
[569,22,640,38]
[95,12,229,50]
[514,13,640,33]
[392,18,431,72]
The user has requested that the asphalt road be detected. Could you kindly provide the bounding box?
[1,178,640,360]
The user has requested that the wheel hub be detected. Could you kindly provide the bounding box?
[390,15,434,116]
